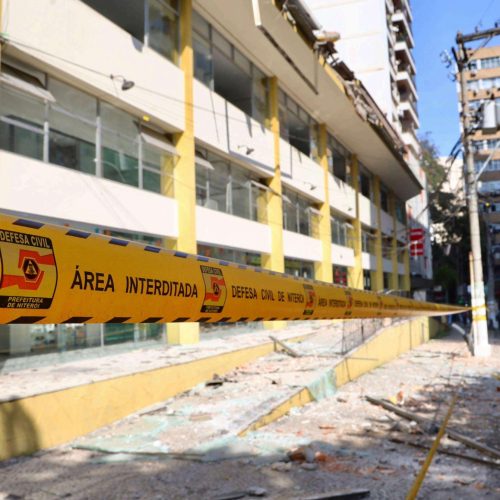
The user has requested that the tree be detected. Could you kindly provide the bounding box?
[419,134,471,303]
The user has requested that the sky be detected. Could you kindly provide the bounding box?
[413,0,499,157]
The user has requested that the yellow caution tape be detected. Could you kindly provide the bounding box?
[0,213,467,325]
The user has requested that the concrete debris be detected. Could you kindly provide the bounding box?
[1,328,499,499]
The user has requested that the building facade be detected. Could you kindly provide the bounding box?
[0,0,422,359]
[304,0,432,294]
[464,44,500,299]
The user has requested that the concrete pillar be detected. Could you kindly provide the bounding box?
[390,194,399,291]
[372,176,383,291]
[263,77,286,330]
[314,124,333,283]
[349,155,363,289]
[166,0,199,344]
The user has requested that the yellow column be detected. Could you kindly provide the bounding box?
[166,0,199,344]
[390,195,399,291]
[372,176,383,291]
[349,155,363,289]
[314,124,333,283]
[263,77,286,329]
[403,246,411,292]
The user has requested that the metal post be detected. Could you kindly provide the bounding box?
[457,36,490,356]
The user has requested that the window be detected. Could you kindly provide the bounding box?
[282,187,316,236]
[195,148,261,221]
[279,90,318,160]
[198,244,261,267]
[383,272,391,290]
[285,258,314,279]
[363,269,371,290]
[333,265,348,286]
[48,79,97,174]
[0,85,45,161]
[359,166,372,199]
[331,216,351,247]
[380,185,389,212]
[82,0,179,63]
[328,135,351,184]
[480,56,500,70]
[361,229,375,254]
[395,199,406,224]
[382,236,393,259]
[193,12,268,123]
[0,61,175,194]
[148,0,179,62]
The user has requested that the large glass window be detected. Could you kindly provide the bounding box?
[380,185,389,212]
[48,79,97,174]
[148,0,179,62]
[328,135,351,184]
[198,244,261,267]
[285,258,314,279]
[193,12,268,123]
[331,215,351,247]
[0,61,175,195]
[195,148,262,221]
[0,85,45,160]
[359,165,372,199]
[82,0,178,63]
[101,104,140,187]
[282,187,316,236]
[279,90,318,159]
[361,229,375,254]
[395,199,406,224]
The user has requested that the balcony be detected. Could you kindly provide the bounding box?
[397,70,418,100]
[383,258,393,273]
[402,130,420,156]
[359,195,378,229]
[395,40,417,75]
[283,230,322,263]
[0,150,178,237]
[328,174,356,219]
[196,206,271,255]
[5,0,185,132]
[381,210,394,236]
[331,243,355,268]
[280,139,325,203]
[398,100,420,128]
[392,11,414,48]
[193,81,275,176]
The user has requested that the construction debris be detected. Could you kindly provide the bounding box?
[269,335,301,357]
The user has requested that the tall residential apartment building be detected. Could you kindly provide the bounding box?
[304,0,432,293]
[0,0,423,360]
[464,44,500,298]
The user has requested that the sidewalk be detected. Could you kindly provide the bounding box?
[2,324,498,499]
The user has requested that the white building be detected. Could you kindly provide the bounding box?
[304,0,432,293]
[0,0,423,359]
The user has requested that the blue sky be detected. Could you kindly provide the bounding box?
[413,0,499,156]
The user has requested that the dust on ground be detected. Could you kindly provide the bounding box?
[1,329,499,500]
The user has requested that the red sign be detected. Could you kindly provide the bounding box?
[409,228,425,241]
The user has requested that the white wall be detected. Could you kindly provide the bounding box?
[383,258,393,273]
[362,252,377,270]
[331,243,355,268]
[4,0,185,132]
[0,151,178,237]
[194,81,275,176]
[381,210,393,236]
[329,174,356,218]
[196,206,271,255]
[283,231,322,262]
[359,195,378,228]
[280,140,325,203]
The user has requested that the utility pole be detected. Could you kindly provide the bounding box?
[455,26,500,356]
